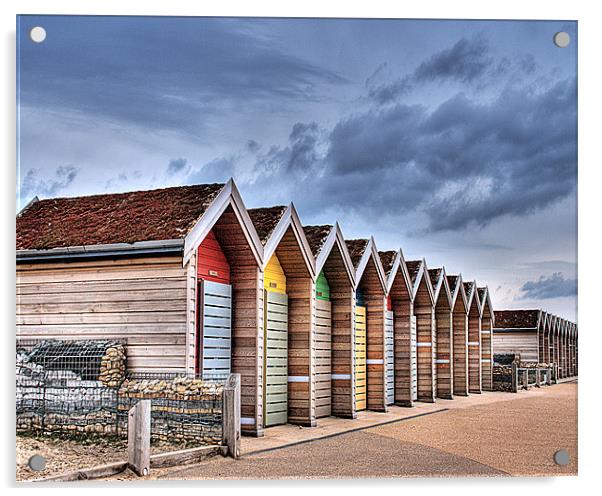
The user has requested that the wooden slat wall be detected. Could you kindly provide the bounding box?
[354,306,367,411]
[467,303,482,394]
[480,311,493,391]
[264,290,288,427]
[17,256,189,373]
[493,331,539,363]
[276,227,315,427]
[452,304,468,396]
[389,275,414,406]
[315,299,332,417]
[360,258,387,412]
[322,245,355,418]
[434,304,453,399]
[213,206,264,436]
[415,279,435,403]
[385,310,395,405]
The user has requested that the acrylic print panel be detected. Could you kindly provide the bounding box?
[16,15,577,481]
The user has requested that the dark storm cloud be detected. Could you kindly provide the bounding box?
[251,76,576,231]
[19,165,79,203]
[367,35,536,105]
[519,272,577,299]
[19,17,348,135]
[167,158,188,176]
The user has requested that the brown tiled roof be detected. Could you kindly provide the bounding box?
[303,225,332,258]
[247,206,287,245]
[428,268,442,288]
[345,239,369,268]
[447,275,460,294]
[406,260,423,285]
[494,309,540,329]
[378,250,397,277]
[16,183,225,250]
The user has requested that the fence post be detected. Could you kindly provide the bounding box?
[222,373,241,459]
[128,400,151,476]
[535,369,541,388]
[511,363,518,393]
[547,367,552,386]
[522,370,528,390]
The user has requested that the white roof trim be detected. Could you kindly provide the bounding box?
[410,258,435,304]
[314,223,356,286]
[262,203,316,277]
[183,179,263,266]
[450,274,468,313]
[385,248,413,298]
[355,237,387,291]
[433,267,452,309]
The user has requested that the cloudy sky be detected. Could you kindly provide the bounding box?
[16,16,577,320]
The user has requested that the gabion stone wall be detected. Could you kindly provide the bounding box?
[16,340,126,436]
[118,377,224,445]
[492,365,515,392]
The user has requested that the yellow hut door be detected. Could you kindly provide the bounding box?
[354,305,367,411]
[263,255,288,427]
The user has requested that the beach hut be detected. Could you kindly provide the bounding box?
[303,223,356,419]
[16,180,268,436]
[406,259,436,403]
[428,268,454,399]
[447,275,469,396]
[248,204,316,427]
[548,314,558,373]
[463,281,481,394]
[560,319,568,378]
[379,249,416,407]
[540,312,550,364]
[553,316,562,377]
[493,309,543,364]
[477,287,494,391]
[345,238,388,412]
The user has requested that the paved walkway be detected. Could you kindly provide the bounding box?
[137,383,577,480]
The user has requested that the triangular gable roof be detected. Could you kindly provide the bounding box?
[379,248,412,298]
[304,223,355,286]
[447,274,468,312]
[249,203,315,276]
[477,286,495,324]
[428,267,452,308]
[346,237,387,291]
[405,259,435,303]
[183,179,264,265]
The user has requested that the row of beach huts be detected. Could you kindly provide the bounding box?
[493,309,578,379]
[16,179,577,436]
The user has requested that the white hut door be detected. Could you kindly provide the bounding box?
[315,299,332,417]
[385,310,395,405]
[264,290,288,427]
[201,280,232,379]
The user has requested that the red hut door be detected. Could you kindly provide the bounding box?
[196,231,232,378]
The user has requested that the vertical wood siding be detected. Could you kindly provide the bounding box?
[452,302,469,396]
[389,274,414,406]
[480,310,493,391]
[415,279,435,403]
[434,304,453,399]
[467,302,482,394]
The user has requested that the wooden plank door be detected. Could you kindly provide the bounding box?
[410,315,418,401]
[264,290,288,427]
[354,305,367,411]
[200,280,232,379]
[385,310,395,405]
[315,298,332,417]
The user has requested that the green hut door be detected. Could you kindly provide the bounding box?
[315,271,332,417]
[263,289,289,427]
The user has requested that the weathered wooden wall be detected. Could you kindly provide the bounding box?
[17,256,189,372]
[213,206,264,436]
[480,308,493,391]
[493,331,539,363]
[415,278,435,403]
[467,300,482,394]
[434,298,453,399]
[452,297,468,397]
[359,258,387,412]
[275,226,315,427]
[389,273,414,406]
[322,245,355,418]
